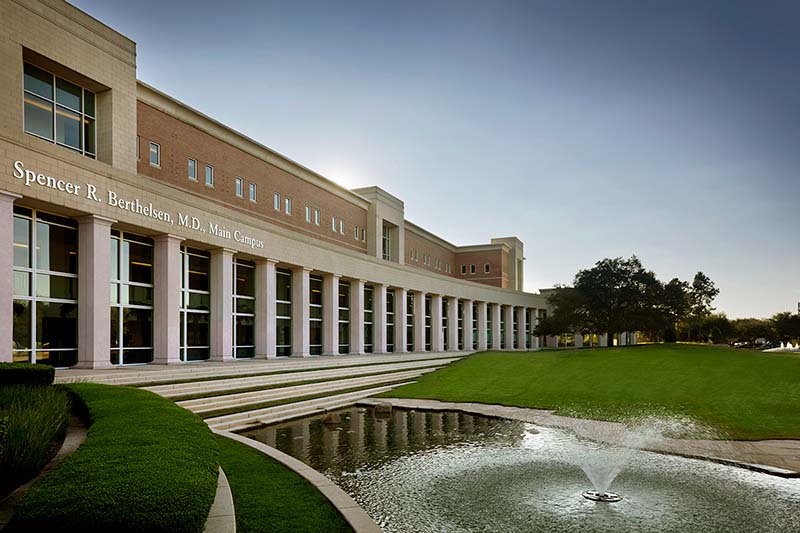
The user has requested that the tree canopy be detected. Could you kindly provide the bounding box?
[535,256,718,343]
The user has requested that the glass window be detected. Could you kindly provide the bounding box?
[338,281,350,354]
[235,177,243,197]
[276,268,292,357]
[382,225,391,261]
[332,216,337,231]
[188,158,197,180]
[13,209,79,367]
[461,265,467,275]
[149,142,160,166]
[110,231,154,365]
[310,276,323,356]
[305,206,311,223]
[180,247,211,361]
[274,192,281,210]
[339,219,345,235]
[364,286,373,353]
[23,63,95,158]
[361,228,366,242]
[205,165,214,186]
[314,209,320,226]
[484,263,491,273]
[233,259,256,359]
[470,264,476,274]
[249,183,256,202]
[284,197,291,215]
[24,63,53,99]
[354,226,360,240]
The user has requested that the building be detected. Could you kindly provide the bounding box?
[0,0,554,370]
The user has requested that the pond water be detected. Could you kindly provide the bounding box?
[243,407,800,533]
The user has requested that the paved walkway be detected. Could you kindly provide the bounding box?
[362,398,800,477]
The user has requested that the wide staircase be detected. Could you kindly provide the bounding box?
[56,352,469,433]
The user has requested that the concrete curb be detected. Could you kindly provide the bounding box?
[214,429,381,533]
[203,467,236,533]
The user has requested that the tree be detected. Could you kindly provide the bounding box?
[732,318,774,345]
[661,278,691,342]
[771,312,800,343]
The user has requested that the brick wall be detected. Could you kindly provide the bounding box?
[136,102,368,254]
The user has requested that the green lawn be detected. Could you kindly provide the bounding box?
[217,435,352,533]
[382,344,800,440]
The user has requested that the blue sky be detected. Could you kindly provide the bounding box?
[73,0,800,318]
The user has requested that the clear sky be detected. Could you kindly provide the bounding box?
[72,0,799,319]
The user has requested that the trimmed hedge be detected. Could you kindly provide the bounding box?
[9,384,219,533]
[0,363,55,386]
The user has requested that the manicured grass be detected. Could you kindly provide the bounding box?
[10,384,218,533]
[0,384,70,497]
[381,344,800,440]
[217,435,352,533]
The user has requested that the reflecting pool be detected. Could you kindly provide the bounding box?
[243,407,800,532]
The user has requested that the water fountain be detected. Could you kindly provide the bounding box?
[764,341,800,352]
[247,407,800,532]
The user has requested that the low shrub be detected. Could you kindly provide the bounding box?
[0,363,55,386]
[9,384,219,533]
[0,384,70,497]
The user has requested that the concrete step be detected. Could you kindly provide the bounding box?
[56,351,470,386]
[178,368,434,416]
[206,382,415,432]
[146,357,459,399]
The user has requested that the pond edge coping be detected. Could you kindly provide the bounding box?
[212,428,381,533]
[358,397,800,479]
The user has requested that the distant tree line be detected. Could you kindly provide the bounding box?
[534,255,800,345]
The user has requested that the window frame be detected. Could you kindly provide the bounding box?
[484,263,491,274]
[248,182,256,202]
[149,142,160,167]
[205,165,214,187]
[274,192,281,211]
[188,158,197,181]
[284,197,291,215]
[235,177,243,197]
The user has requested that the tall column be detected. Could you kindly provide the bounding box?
[291,267,311,357]
[447,297,459,352]
[0,192,20,362]
[462,299,474,351]
[515,306,527,350]
[350,279,365,354]
[394,287,407,353]
[374,284,387,354]
[322,273,340,355]
[431,294,443,352]
[254,259,277,358]
[76,215,115,369]
[476,302,488,351]
[530,309,540,349]
[153,234,183,364]
[210,248,235,362]
[491,303,502,350]
[503,305,515,350]
[575,333,584,348]
[414,291,425,351]
[599,333,608,347]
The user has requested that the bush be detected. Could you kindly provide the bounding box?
[9,384,219,533]
[0,363,55,386]
[0,384,70,497]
